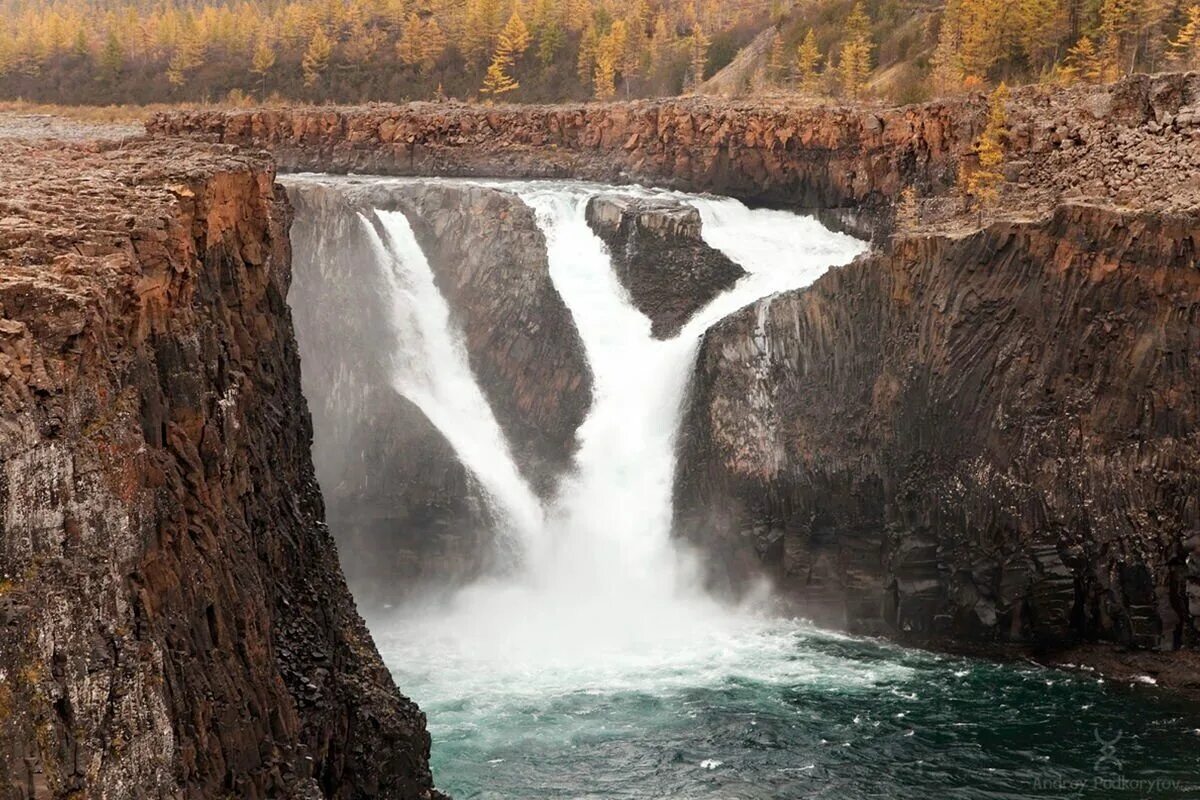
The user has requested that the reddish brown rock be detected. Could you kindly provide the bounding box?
[0,140,441,799]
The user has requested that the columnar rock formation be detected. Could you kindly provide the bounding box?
[0,141,440,798]
[151,72,1200,671]
[676,205,1200,653]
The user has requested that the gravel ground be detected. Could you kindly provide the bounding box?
[0,111,143,141]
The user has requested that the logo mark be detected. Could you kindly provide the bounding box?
[1094,728,1122,773]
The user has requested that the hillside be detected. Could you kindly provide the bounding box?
[2,0,1198,106]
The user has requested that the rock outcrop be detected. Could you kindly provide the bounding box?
[150,73,1200,678]
[286,181,494,606]
[677,204,1200,654]
[0,140,440,798]
[585,195,745,338]
[391,183,591,493]
[285,178,591,603]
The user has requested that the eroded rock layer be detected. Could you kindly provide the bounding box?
[676,204,1200,653]
[0,141,440,799]
[148,73,1200,232]
[585,194,745,338]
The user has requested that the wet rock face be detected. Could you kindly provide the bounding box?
[392,183,592,494]
[0,141,441,799]
[676,205,1200,652]
[585,195,745,338]
[286,180,591,603]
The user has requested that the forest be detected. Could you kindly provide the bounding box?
[0,0,1198,106]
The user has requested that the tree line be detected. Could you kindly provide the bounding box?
[0,0,1197,106]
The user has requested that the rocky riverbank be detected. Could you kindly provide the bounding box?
[0,139,441,798]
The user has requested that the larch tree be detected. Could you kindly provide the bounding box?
[1017,0,1068,75]
[166,18,205,88]
[1169,4,1200,69]
[592,26,618,99]
[689,23,710,89]
[960,82,1010,218]
[480,11,529,97]
[837,2,873,99]
[1062,34,1103,82]
[1098,0,1138,78]
[250,32,276,99]
[794,28,821,92]
[301,26,332,88]
[767,30,786,84]
[931,4,966,94]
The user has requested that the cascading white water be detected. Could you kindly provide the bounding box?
[361,209,545,544]
[362,181,865,674]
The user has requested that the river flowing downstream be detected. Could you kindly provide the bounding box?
[289,177,1200,799]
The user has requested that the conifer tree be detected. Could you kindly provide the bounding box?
[794,29,821,92]
[767,30,785,83]
[98,30,124,83]
[689,23,710,89]
[1169,4,1200,69]
[302,26,332,88]
[960,82,1009,218]
[480,11,529,96]
[1062,35,1103,82]
[251,33,276,99]
[837,2,873,98]
[166,19,205,88]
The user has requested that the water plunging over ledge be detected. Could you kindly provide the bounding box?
[284,177,1200,799]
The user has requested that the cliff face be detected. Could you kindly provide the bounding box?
[677,204,1200,652]
[585,195,745,338]
[147,92,971,231]
[285,178,590,603]
[393,184,591,494]
[0,141,439,799]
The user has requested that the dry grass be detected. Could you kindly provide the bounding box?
[0,100,209,123]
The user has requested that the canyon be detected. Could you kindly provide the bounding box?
[151,72,1200,669]
[1,69,1198,798]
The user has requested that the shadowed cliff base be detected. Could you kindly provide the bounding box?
[0,138,442,798]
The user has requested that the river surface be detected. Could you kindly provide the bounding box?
[374,614,1200,799]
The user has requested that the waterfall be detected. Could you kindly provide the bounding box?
[361,209,545,546]
[346,180,865,669]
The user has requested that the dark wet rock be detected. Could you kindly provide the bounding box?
[286,179,591,604]
[392,183,592,494]
[676,205,1200,657]
[287,182,494,606]
[585,194,744,338]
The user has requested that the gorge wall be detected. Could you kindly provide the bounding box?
[0,141,440,798]
[676,204,1200,653]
